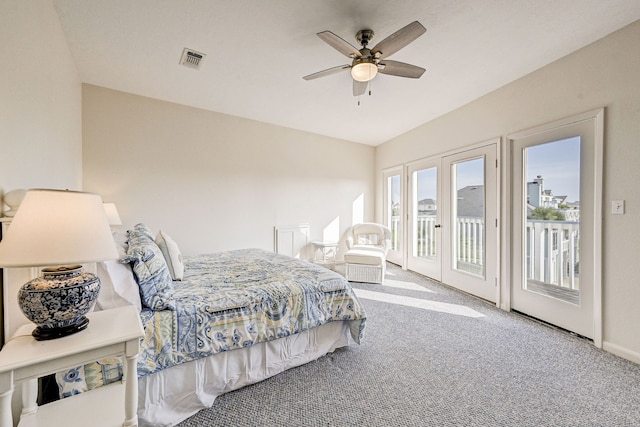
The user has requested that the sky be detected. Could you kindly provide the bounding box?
[415,157,484,201]
[392,135,581,205]
[525,136,581,202]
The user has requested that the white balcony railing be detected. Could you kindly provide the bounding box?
[415,215,437,259]
[526,220,580,290]
[390,215,400,252]
[390,215,579,288]
[391,214,484,275]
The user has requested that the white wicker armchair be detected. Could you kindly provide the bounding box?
[344,223,391,284]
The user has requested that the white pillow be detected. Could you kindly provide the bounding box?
[96,260,142,312]
[156,230,184,280]
[112,230,129,257]
[95,230,142,312]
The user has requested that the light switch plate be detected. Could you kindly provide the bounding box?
[611,200,625,215]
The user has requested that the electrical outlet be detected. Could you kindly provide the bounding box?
[611,200,625,215]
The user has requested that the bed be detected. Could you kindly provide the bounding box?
[87,223,367,426]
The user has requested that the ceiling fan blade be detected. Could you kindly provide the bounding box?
[371,21,426,59]
[317,31,362,58]
[353,80,367,97]
[378,60,425,78]
[303,65,350,80]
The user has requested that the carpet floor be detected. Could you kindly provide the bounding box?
[176,264,640,426]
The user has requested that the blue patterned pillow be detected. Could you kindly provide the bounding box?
[55,366,87,399]
[123,223,175,310]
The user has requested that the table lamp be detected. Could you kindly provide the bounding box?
[2,189,27,217]
[103,202,123,227]
[0,189,118,340]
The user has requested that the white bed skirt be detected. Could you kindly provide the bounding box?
[138,321,354,427]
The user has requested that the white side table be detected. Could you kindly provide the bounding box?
[0,305,144,427]
[311,241,339,269]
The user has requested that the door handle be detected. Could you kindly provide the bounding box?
[434,224,442,228]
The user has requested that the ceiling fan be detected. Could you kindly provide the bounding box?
[303,21,427,96]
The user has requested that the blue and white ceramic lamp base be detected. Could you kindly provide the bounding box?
[18,265,101,341]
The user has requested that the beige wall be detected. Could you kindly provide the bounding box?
[82,85,375,257]
[0,1,82,417]
[0,1,82,196]
[376,20,640,362]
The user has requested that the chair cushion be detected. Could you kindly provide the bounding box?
[344,247,386,266]
[353,223,387,236]
[345,223,391,256]
[351,244,385,254]
[356,233,381,246]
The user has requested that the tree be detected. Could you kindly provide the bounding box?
[529,207,565,220]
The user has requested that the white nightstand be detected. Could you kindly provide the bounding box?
[0,305,144,427]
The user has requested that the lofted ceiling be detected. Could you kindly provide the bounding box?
[52,0,640,146]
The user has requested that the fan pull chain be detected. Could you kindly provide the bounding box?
[356,82,372,106]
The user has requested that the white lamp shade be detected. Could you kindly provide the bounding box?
[103,202,123,226]
[351,62,378,82]
[0,189,119,267]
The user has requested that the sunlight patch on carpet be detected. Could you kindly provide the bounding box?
[382,279,435,293]
[354,289,485,318]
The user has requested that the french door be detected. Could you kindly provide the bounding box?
[407,142,499,303]
[441,144,498,302]
[407,157,441,280]
[509,110,603,341]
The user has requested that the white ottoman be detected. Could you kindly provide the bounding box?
[344,245,386,284]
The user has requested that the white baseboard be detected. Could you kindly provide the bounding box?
[602,341,640,364]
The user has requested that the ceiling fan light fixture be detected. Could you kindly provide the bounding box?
[351,61,378,82]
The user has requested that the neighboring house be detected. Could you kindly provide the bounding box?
[417,198,437,215]
[527,176,553,208]
[456,185,484,218]
[527,175,580,222]
[562,203,581,222]
[552,195,568,209]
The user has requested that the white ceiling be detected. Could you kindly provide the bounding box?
[52,0,640,146]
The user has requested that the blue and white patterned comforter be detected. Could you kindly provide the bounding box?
[137,248,366,376]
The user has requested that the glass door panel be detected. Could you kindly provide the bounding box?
[451,158,485,277]
[383,166,404,266]
[407,158,441,280]
[523,137,581,305]
[389,174,401,252]
[414,168,438,261]
[442,143,498,303]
